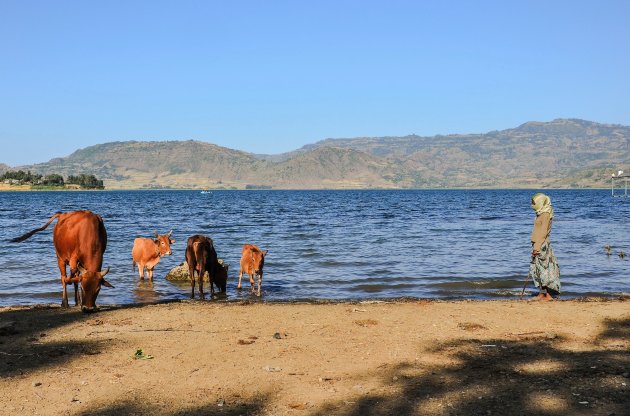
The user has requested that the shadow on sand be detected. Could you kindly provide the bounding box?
[0,301,180,378]
[74,396,270,416]
[312,316,629,415]
[1,303,627,415]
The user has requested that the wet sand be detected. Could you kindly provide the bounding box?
[0,298,628,415]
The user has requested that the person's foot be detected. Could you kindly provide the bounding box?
[540,292,554,301]
[529,293,553,301]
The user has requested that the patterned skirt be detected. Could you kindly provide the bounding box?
[528,240,561,293]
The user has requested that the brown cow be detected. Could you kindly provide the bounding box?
[132,231,175,280]
[185,235,227,299]
[11,210,113,312]
[238,244,268,297]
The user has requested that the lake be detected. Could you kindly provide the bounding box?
[0,189,628,306]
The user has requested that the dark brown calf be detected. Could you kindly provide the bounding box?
[185,235,226,299]
[11,210,113,312]
[238,244,267,297]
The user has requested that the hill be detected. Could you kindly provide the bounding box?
[268,118,629,188]
[9,119,629,189]
[19,141,397,189]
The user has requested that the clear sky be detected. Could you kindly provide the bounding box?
[0,1,628,166]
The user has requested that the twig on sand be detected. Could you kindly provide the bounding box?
[508,331,546,337]
[129,328,202,333]
[0,351,30,357]
[87,328,203,336]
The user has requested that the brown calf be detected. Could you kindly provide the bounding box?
[11,210,113,312]
[132,231,175,280]
[185,235,227,299]
[238,244,268,296]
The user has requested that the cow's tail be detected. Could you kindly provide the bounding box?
[10,213,61,243]
[132,260,136,272]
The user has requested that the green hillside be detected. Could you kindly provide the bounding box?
[7,119,629,189]
[272,119,629,188]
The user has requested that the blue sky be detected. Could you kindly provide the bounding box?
[1,1,628,166]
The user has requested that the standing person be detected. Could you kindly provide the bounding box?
[528,193,560,300]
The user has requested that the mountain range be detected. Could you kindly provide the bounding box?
[5,118,629,189]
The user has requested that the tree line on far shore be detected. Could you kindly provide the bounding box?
[1,170,105,189]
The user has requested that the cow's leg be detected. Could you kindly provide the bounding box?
[249,272,255,293]
[138,263,145,279]
[237,268,243,289]
[57,257,69,308]
[68,261,81,306]
[198,266,205,300]
[74,282,80,306]
[189,265,196,298]
[208,267,215,298]
[257,273,262,297]
[148,267,154,281]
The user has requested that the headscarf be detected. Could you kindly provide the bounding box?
[531,193,553,219]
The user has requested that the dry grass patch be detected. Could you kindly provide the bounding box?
[354,319,378,327]
[457,322,487,331]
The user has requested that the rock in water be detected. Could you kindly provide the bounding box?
[165,260,228,282]
[165,262,190,281]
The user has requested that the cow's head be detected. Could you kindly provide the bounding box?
[251,249,268,277]
[66,265,114,313]
[154,230,175,256]
[215,263,228,293]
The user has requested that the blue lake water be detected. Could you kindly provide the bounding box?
[0,189,628,306]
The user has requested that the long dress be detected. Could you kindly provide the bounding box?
[528,212,561,293]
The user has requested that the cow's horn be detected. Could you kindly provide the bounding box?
[98,267,110,278]
[167,230,173,237]
[154,231,159,238]
[77,264,87,275]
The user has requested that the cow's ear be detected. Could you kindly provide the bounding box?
[170,239,176,244]
[154,231,159,238]
[101,279,114,288]
[263,250,268,256]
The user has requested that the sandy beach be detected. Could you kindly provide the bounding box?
[0,299,628,416]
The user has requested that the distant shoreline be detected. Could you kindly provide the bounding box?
[0,185,105,192]
[0,186,612,192]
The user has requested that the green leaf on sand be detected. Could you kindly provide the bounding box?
[133,348,154,360]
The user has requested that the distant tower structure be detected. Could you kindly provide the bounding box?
[611,170,628,197]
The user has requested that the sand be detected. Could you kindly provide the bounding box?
[0,298,628,415]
